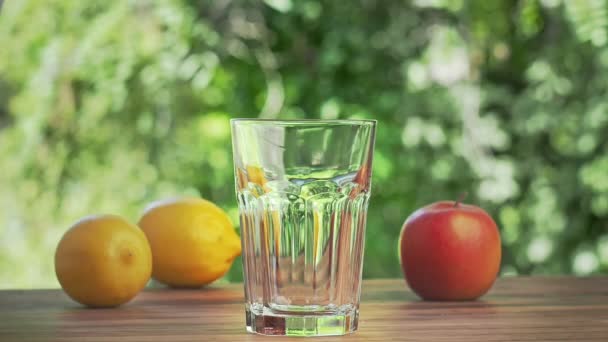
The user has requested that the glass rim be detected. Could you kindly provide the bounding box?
[231,118,377,126]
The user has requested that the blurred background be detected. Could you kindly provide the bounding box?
[1,0,608,289]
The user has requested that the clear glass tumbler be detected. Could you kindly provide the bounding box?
[231,119,376,336]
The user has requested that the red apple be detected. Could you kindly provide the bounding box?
[399,200,501,300]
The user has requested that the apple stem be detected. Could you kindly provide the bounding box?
[454,192,468,207]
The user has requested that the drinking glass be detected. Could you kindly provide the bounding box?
[231,119,376,336]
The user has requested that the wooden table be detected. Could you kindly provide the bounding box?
[1,277,607,341]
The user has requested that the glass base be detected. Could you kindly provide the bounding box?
[245,306,359,336]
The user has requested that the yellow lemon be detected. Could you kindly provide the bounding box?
[246,165,267,186]
[55,215,152,307]
[138,198,241,287]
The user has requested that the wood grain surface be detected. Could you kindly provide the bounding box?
[1,277,607,341]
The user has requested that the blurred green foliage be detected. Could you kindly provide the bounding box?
[1,0,608,288]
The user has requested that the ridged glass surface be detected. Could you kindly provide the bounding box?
[231,120,376,336]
